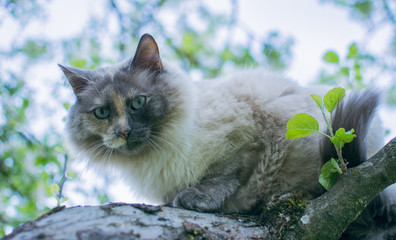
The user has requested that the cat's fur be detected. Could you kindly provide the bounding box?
[61,34,393,239]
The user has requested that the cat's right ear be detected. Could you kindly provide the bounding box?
[58,64,90,95]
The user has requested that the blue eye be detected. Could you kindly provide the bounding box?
[93,107,110,119]
[131,96,146,110]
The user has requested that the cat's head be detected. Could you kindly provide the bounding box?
[60,34,193,163]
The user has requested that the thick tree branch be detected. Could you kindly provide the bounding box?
[288,136,396,239]
[3,137,396,240]
[3,204,269,240]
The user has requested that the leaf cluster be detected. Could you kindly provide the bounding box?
[286,87,356,190]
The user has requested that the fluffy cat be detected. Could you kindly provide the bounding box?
[60,34,393,239]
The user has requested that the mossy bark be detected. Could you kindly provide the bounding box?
[288,137,396,240]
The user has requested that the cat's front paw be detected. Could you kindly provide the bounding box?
[172,187,219,212]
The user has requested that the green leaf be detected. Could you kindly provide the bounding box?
[354,1,373,19]
[330,158,343,174]
[319,158,342,190]
[70,59,87,68]
[50,184,60,194]
[319,172,339,190]
[67,171,77,179]
[331,128,356,149]
[347,43,358,59]
[323,87,345,113]
[63,103,70,110]
[181,31,202,55]
[285,113,319,139]
[311,94,323,109]
[18,40,47,59]
[323,51,339,64]
[340,67,350,77]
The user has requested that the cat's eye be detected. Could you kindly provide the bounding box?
[131,96,147,110]
[93,107,110,119]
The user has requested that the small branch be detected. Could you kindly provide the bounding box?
[56,154,68,206]
[383,0,396,24]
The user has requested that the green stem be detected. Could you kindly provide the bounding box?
[320,107,334,138]
[321,107,347,171]
[313,130,331,139]
[334,145,347,172]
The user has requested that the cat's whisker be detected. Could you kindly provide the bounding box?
[150,130,210,175]
[85,141,105,154]
[104,148,114,165]
[91,144,107,162]
[149,136,167,155]
[83,141,106,160]
[101,147,114,167]
[147,139,162,162]
[150,134,197,183]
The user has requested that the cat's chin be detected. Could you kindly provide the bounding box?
[111,141,149,156]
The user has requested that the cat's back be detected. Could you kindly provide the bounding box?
[191,69,324,167]
[194,69,321,129]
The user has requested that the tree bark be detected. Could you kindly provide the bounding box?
[288,136,396,239]
[2,203,270,240]
[3,137,396,240]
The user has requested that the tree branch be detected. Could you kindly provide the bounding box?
[4,137,396,240]
[288,136,396,239]
[3,204,270,239]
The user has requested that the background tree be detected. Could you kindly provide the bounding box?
[0,0,395,237]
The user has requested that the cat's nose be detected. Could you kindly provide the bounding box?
[116,126,131,139]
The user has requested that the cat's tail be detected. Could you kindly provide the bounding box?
[319,90,396,240]
[320,90,380,167]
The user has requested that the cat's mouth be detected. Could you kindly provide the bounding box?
[104,134,150,155]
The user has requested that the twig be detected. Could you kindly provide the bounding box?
[383,0,396,24]
[56,154,68,206]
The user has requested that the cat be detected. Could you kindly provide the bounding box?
[60,33,393,239]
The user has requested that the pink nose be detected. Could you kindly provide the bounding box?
[116,126,131,139]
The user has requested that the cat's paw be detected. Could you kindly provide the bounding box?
[172,187,219,212]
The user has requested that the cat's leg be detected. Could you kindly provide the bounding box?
[171,175,240,212]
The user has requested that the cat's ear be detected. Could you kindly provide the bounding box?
[58,64,91,95]
[130,34,163,73]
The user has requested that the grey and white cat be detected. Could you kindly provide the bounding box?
[60,34,395,239]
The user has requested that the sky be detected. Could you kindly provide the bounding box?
[1,0,395,207]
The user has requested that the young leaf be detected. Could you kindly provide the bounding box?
[347,43,358,60]
[323,51,339,64]
[320,159,336,178]
[311,94,323,109]
[70,59,87,68]
[331,128,356,149]
[319,158,342,190]
[50,183,60,194]
[330,158,342,174]
[323,87,345,113]
[63,103,70,110]
[285,113,319,139]
[319,172,339,191]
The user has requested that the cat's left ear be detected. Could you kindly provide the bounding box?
[130,34,163,73]
[58,64,91,95]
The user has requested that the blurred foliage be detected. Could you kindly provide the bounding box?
[0,72,65,235]
[321,0,396,104]
[0,0,395,237]
[320,42,375,89]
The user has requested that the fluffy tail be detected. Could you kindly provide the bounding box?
[320,90,380,167]
[320,90,396,239]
